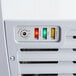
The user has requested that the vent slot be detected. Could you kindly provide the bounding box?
[73,48,76,51]
[22,74,58,76]
[73,36,76,39]
[20,48,59,52]
[19,61,58,64]
[73,73,76,76]
[73,61,76,63]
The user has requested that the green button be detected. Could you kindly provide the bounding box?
[43,28,47,39]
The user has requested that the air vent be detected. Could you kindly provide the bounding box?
[73,73,76,76]
[21,74,58,76]
[73,61,76,63]
[20,48,59,52]
[73,36,76,39]
[73,48,76,51]
[19,61,58,64]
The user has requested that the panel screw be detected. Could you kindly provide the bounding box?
[10,56,15,61]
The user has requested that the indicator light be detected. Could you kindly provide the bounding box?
[43,28,47,39]
[51,28,55,39]
[34,28,39,39]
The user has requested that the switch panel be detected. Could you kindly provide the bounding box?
[15,26,60,42]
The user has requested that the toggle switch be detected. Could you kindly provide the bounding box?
[51,28,55,39]
[43,28,47,39]
[34,28,39,39]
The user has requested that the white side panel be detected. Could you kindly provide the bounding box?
[0,1,9,76]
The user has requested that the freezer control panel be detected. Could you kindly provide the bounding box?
[15,26,60,42]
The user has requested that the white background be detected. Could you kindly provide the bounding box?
[1,0,76,20]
